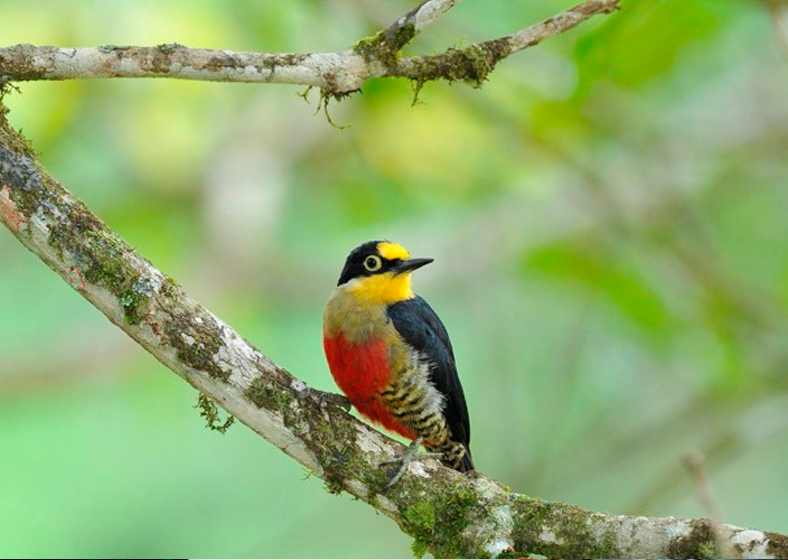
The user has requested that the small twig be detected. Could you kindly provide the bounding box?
[379,0,463,51]
[507,0,621,54]
[352,0,462,69]
[684,450,739,559]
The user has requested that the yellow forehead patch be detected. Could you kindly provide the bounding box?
[377,241,410,261]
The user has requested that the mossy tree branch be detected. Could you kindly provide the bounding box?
[0,0,621,96]
[2,106,788,559]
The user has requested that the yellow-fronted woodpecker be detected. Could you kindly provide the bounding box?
[323,240,473,477]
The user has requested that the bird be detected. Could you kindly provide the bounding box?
[323,240,473,483]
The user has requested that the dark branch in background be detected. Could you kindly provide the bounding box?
[766,0,788,55]
[684,451,738,559]
[1,102,788,560]
[0,0,621,97]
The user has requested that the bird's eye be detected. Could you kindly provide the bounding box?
[364,255,383,272]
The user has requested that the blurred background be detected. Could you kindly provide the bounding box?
[2,0,788,557]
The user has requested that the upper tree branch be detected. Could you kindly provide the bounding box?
[0,0,621,94]
[1,104,787,559]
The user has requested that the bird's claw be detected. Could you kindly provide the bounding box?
[296,385,352,411]
[317,391,352,411]
[379,437,444,491]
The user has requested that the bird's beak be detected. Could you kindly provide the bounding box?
[394,257,434,274]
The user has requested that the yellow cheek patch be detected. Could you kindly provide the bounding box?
[377,241,410,261]
[348,271,415,304]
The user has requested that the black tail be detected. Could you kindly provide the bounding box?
[459,445,474,472]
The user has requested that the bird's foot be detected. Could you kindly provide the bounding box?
[317,391,352,411]
[295,385,351,411]
[379,437,444,491]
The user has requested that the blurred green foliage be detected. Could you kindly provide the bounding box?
[3,0,788,557]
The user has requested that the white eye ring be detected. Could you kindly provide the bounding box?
[364,255,383,272]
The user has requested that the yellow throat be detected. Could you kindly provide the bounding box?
[345,270,415,305]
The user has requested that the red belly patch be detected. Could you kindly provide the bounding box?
[323,333,416,440]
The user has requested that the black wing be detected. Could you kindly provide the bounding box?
[387,296,472,460]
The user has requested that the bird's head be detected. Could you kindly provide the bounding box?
[335,240,433,304]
